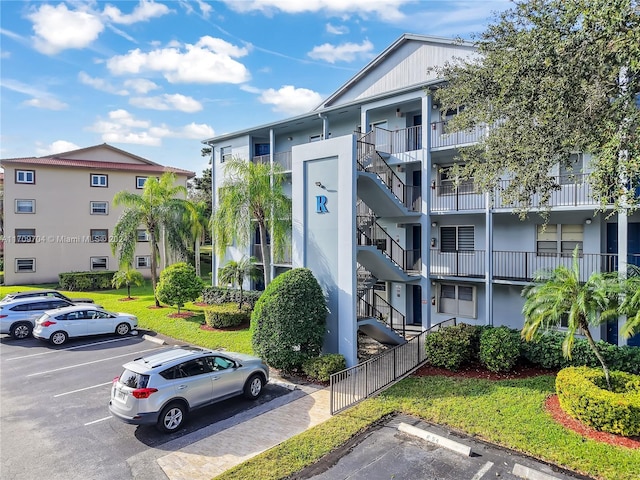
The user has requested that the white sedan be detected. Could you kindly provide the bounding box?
[33,305,138,345]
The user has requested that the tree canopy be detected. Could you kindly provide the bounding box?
[434,0,640,215]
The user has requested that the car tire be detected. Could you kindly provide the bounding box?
[157,402,186,433]
[243,374,264,400]
[50,331,68,345]
[115,322,131,336]
[10,322,32,340]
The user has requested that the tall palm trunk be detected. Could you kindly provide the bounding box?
[258,223,271,287]
[149,229,161,307]
[194,233,201,278]
[581,319,612,390]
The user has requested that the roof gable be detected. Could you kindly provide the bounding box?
[50,143,159,165]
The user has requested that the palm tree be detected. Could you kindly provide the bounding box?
[111,266,145,299]
[212,157,291,288]
[218,256,261,308]
[187,201,211,278]
[111,173,192,307]
[620,274,640,340]
[521,249,620,389]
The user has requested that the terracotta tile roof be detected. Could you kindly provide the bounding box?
[0,157,195,177]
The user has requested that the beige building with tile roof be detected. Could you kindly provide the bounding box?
[0,144,194,285]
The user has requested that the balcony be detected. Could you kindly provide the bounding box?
[430,121,485,149]
[252,151,292,172]
[430,250,485,278]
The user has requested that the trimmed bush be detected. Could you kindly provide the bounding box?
[156,263,204,312]
[251,268,327,372]
[202,286,262,309]
[479,326,522,372]
[302,354,346,382]
[59,271,116,291]
[556,366,640,437]
[425,323,478,371]
[204,303,250,329]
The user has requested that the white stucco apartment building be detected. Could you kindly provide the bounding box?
[1,144,194,285]
[203,34,640,366]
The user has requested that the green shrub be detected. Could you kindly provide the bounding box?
[59,271,116,291]
[425,323,478,371]
[202,286,262,309]
[479,326,522,372]
[302,354,346,382]
[521,331,565,369]
[204,303,250,329]
[156,263,204,312]
[556,366,640,437]
[251,268,327,372]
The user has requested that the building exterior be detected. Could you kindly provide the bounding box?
[203,34,640,367]
[0,144,194,285]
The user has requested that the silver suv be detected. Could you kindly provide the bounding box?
[109,346,269,433]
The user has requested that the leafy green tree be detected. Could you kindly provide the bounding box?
[111,172,192,306]
[620,275,640,339]
[434,0,640,215]
[521,250,621,388]
[111,266,145,299]
[156,262,204,313]
[218,256,261,308]
[212,157,291,287]
[251,268,327,371]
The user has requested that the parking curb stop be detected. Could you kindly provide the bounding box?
[142,333,167,345]
[513,463,562,480]
[397,422,472,456]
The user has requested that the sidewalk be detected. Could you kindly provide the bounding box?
[156,385,332,480]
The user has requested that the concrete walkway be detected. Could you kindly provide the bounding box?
[156,386,332,480]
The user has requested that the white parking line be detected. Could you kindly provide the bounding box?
[5,337,139,361]
[84,416,112,426]
[54,381,113,398]
[26,347,159,377]
[472,461,494,480]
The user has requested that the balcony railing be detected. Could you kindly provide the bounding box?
[430,250,485,278]
[430,121,485,149]
[252,151,292,172]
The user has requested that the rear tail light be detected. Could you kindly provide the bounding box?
[132,388,158,399]
[40,320,57,327]
[112,376,120,384]
[0,315,7,318]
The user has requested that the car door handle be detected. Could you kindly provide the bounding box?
[177,385,187,390]
[212,376,219,381]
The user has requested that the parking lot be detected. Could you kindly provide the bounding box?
[0,332,292,480]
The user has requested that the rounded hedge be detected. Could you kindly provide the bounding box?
[204,303,250,329]
[425,323,479,371]
[556,366,640,437]
[302,354,346,382]
[479,326,522,372]
[251,268,327,372]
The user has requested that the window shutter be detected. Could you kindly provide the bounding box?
[457,226,474,251]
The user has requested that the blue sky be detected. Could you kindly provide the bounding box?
[0,0,509,175]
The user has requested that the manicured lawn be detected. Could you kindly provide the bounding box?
[1,283,253,354]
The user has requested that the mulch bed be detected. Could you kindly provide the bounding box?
[199,322,250,332]
[117,297,137,301]
[413,363,639,449]
[168,312,195,319]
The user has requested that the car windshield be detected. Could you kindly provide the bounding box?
[119,369,149,389]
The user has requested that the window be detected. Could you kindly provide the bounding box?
[437,283,476,318]
[439,166,474,194]
[310,134,322,142]
[136,176,147,189]
[536,224,583,256]
[136,229,149,242]
[136,256,151,268]
[254,143,270,156]
[440,226,474,252]
[16,170,35,184]
[90,174,108,187]
[90,256,108,270]
[90,201,108,215]
[559,153,583,185]
[90,229,108,243]
[221,146,232,163]
[15,228,36,243]
[15,199,35,213]
[15,258,35,272]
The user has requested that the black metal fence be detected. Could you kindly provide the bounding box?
[329,317,456,415]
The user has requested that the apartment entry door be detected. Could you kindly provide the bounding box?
[606,222,640,346]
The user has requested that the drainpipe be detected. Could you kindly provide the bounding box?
[318,113,329,139]
[210,145,216,287]
[485,192,493,326]
[423,94,432,330]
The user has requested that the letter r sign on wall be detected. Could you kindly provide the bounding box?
[316,195,328,213]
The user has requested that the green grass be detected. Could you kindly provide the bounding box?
[1,283,253,354]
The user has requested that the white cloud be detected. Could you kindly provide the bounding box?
[123,78,160,94]
[78,72,129,95]
[106,36,251,84]
[130,93,203,112]
[35,140,81,156]
[88,109,214,145]
[103,0,171,25]
[258,85,322,115]
[220,0,409,21]
[326,23,349,34]
[28,3,104,54]
[308,39,374,63]
[23,97,69,110]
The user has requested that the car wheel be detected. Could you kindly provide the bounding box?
[10,322,32,340]
[50,331,68,345]
[115,322,131,336]
[243,374,264,400]
[157,402,186,433]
